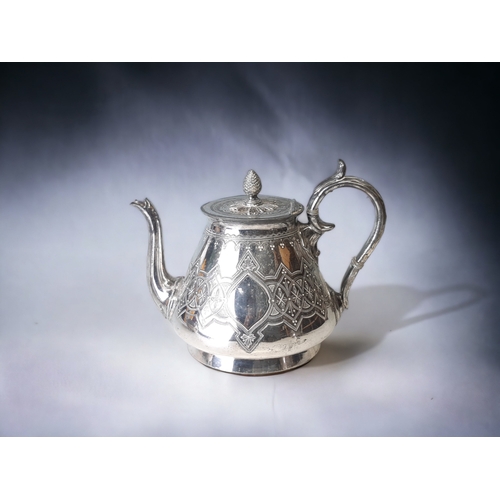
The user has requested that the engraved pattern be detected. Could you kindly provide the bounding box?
[213,197,280,215]
[177,247,331,353]
[204,227,308,254]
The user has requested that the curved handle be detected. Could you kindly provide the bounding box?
[304,160,386,311]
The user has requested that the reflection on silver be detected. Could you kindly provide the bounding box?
[131,161,386,375]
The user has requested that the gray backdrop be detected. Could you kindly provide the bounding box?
[1,63,499,435]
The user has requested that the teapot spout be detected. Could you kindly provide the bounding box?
[131,198,181,319]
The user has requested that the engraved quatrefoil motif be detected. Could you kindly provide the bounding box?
[177,249,331,353]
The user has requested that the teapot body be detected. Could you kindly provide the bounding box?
[132,161,386,375]
[169,218,339,370]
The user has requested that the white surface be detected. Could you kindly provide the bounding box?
[0,160,497,436]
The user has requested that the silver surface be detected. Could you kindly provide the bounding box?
[305,159,387,310]
[201,170,304,220]
[187,344,321,375]
[132,163,386,374]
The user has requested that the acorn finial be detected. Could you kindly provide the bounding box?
[243,170,262,199]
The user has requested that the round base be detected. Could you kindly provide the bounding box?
[187,344,321,375]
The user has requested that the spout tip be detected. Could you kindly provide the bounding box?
[130,198,158,224]
[130,198,151,210]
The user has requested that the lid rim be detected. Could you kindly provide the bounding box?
[201,194,304,222]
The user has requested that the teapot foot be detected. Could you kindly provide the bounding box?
[187,344,321,376]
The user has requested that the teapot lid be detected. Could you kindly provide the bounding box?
[201,170,304,222]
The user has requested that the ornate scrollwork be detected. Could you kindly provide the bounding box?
[177,247,332,353]
[211,197,282,216]
[205,227,305,253]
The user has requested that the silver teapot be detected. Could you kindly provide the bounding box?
[132,160,386,375]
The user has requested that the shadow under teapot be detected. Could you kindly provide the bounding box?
[312,283,486,366]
